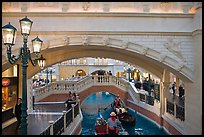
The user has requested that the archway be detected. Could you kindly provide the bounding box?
[2,36,193,83]
[75,69,86,76]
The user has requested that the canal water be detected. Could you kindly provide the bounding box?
[81,92,169,135]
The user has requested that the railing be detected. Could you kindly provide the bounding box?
[139,93,154,106]
[166,97,185,121]
[66,109,73,127]
[53,116,64,135]
[176,104,185,121]
[166,100,174,115]
[40,103,80,135]
[40,126,50,135]
[34,75,128,101]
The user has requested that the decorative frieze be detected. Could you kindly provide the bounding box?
[164,39,184,61]
[82,2,90,11]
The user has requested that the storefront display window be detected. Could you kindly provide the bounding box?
[2,77,18,112]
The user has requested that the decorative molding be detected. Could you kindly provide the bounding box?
[103,37,110,46]
[140,47,148,55]
[164,39,184,61]
[122,41,129,49]
[2,12,194,18]
[26,31,192,36]
[64,36,69,46]
[62,2,69,12]
[159,54,166,62]
[82,2,90,11]
[103,3,110,12]
[82,35,88,46]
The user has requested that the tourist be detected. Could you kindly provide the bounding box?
[13,98,22,130]
[114,95,121,108]
[109,71,112,75]
[179,84,185,98]
[107,112,123,135]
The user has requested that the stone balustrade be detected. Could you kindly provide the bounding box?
[34,75,127,101]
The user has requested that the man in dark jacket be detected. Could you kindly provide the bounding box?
[14,98,22,130]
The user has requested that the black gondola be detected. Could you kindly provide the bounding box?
[111,101,136,126]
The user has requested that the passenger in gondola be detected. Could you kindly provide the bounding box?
[115,95,121,108]
[107,112,124,135]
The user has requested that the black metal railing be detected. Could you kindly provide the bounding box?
[146,95,154,106]
[66,109,73,127]
[40,126,50,135]
[176,104,185,121]
[166,100,174,115]
[74,104,79,118]
[53,116,64,135]
[154,84,160,101]
[139,94,146,102]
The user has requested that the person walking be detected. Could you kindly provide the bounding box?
[107,112,124,135]
[13,98,22,130]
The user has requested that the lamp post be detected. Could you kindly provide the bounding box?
[2,16,46,135]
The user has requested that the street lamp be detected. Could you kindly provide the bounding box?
[2,16,46,135]
[124,64,134,82]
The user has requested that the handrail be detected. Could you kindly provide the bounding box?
[39,102,80,135]
[34,75,128,101]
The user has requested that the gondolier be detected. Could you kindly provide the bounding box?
[107,112,124,135]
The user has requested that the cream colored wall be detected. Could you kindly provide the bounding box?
[59,66,89,79]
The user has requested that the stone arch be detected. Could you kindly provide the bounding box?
[2,35,193,82]
[78,85,129,105]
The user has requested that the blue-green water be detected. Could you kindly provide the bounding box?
[81,92,169,135]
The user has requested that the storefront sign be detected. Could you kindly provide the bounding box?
[2,78,10,86]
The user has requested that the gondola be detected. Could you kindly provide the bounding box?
[95,110,108,135]
[111,102,136,126]
[117,111,136,126]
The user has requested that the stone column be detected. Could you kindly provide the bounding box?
[160,69,170,116]
[184,7,202,135]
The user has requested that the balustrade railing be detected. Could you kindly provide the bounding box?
[34,75,128,101]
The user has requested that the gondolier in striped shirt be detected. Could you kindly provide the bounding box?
[107,112,124,135]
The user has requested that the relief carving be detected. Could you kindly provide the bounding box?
[82,35,88,46]
[141,47,148,55]
[103,37,110,46]
[82,2,90,11]
[64,36,69,46]
[164,38,185,61]
[122,41,129,49]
